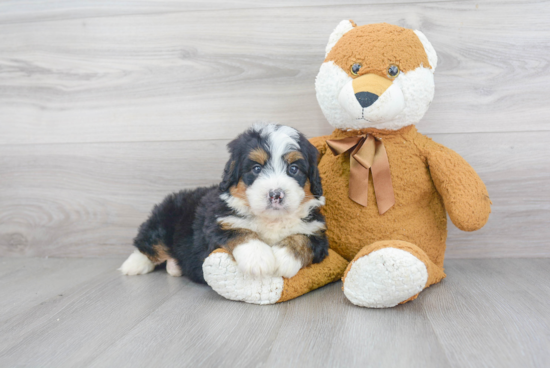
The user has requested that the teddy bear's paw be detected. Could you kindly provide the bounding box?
[343,248,428,308]
[202,250,284,305]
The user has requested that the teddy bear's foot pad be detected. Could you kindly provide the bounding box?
[343,248,428,308]
[203,251,283,305]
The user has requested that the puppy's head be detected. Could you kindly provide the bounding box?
[219,124,323,218]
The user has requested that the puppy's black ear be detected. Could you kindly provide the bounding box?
[219,158,238,192]
[302,136,323,198]
[219,137,242,192]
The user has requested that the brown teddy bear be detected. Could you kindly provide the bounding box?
[203,21,491,307]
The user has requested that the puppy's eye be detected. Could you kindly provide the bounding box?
[252,165,262,174]
[351,63,362,76]
[388,65,400,78]
[288,165,299,175]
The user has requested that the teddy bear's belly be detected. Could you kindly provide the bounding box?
[319,155,447,266]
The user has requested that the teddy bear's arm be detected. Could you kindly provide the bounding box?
[309,135,330,161]
[425,141,491,232]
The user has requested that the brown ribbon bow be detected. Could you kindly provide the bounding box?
[326,135,395,214]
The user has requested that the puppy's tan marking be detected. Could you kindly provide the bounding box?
[229,180,250,207]
[278,234,314,267]
[148,243,171,264]
[223,229,259,254]
[219,221,234,231]
[300,180,315,204]
[284,151,304,164]
[249,147,268,165]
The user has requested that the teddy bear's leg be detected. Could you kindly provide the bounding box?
[203,248,348,305]
[342,240,446,308]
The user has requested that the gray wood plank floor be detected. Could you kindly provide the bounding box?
[0,257,548,368]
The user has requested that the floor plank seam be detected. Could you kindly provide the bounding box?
[420,295,455,368]
[82,278,191,368]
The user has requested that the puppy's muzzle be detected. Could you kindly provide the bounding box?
[268,189,285,205]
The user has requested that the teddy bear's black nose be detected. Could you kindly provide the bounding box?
[355,92,379,108]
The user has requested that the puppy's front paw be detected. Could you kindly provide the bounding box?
[273,246,303,278]
[232,240,276,278]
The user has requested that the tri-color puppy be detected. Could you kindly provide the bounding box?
[120,124,329,283]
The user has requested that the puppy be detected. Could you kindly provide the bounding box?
[120,123,329,283]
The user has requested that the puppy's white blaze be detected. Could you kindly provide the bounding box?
[232,239,277,278]
[272,246,303,278]
[265,125,300,174]
[119,250,155,276]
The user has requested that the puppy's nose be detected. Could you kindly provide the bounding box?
[355,91,379,108]
[268,189,285,203]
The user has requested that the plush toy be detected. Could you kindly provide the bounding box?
[203,21,491,307]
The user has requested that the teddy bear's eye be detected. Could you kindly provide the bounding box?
[351,63,362,76]
[388,65,400,78]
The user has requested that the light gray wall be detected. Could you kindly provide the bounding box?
[1,0,548,258]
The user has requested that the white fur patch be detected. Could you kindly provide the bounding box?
[343,248,428,308]
[316,60,435,130]
[166,258,182,277]
[316,61,354,129]
[220,192,251,217]
[337,80,405,124]
[361,83,405,123]
[232,239,277,278]
[413,30,438,71]
[325,20,355,57]
[246,172,304,218]
[218,202,325,246]
[203,251,283,305]
[119,250,155,276]
[272,246,303,278]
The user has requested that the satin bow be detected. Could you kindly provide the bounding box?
[326,134,395,214]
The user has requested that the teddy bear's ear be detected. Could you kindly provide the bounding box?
[413,30,438,72]
[325,20,356,58]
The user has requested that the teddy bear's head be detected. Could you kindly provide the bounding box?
[315,21,438,131]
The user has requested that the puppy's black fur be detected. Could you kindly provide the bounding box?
[132,126,328,284]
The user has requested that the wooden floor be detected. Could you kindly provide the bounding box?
[0,257,548,368]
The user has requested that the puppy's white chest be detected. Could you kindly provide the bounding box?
[255,217,302,245]
[218,214,323,246]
